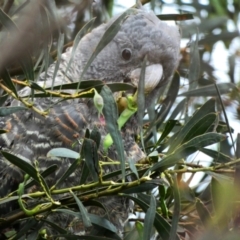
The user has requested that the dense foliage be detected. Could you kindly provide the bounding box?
[0,0,239,239]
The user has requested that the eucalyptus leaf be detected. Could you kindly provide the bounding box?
[82,138,99,182]
[101,85,125,181]
[150,133,226,171]
[169,176,181,240]
[168,98,216,153]
[71,191,92,228]
[1,151,51,196]
[179,83,236,97]
[122,193,180,240]
[54,158,82,189]
[47,148,80,159]
[143,194,156,240]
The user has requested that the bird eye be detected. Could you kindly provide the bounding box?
[122,49,132,61]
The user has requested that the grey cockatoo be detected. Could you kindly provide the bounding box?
[0,5,180,238]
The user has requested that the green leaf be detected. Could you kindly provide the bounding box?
[0,8,19,30]
[1,151,50,195]
[169,175,181,240]
[82,138,99,182]
[150,133,226,171]
[30,82,134,98]
[88,214,118,235]
[47,148,79,159]
[200,31,239,45]
[143,194,156,240]
[54,158,82,189]
[168,98,216,153]
[179,83,236,97]
[174,133,226,158]
[71,191,92,228]
[1,68,18,97]
[90,126,101,149]
[29,81,46,93]
[200,148,232,162]
[155,120,179,147]
[0,196,19,205]
[54,209,118,234]
[207,171,233,184]
[145,72,180,142]
[121,179,161,194]
[159,185,168,217]
[122,193,180,240]
[25,164,58,190]
[128,159,139,179]
[101,85,125,181]
[182,113,218,143]
[135,221,144,239]
[137,57,147,152]
[1,151,39,183]
[79,162,90,185]
[169,98,186,120]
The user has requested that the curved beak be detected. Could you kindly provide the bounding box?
[128,64,163,93]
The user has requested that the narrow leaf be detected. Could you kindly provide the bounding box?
[89,126,101,149]
[200,148,232,162]
[82,138,99,182]
[47,148,79,159]
[101,85,125,181]
[71,191,92,228]
[54,158,81,189]
[1,68,18,97]
[150,133,226,171]
[182,113,218,143]
[137,57,147,152]
[143,194,156,240]
[168,98,216,153]
[121,179,161,194]
[122,194,180,240]
[128,159,139,179]
[169,175,181,240]
[179,83,236,97]
[1,151,50,195]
